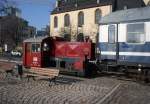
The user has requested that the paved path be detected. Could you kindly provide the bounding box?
[0,75,120,104]
[104,82,150,104]
[0,61,117,104]
[0,72,150,104]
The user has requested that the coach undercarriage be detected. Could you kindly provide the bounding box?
[95,59,150,83]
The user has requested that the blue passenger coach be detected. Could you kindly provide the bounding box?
[98,7,150,71]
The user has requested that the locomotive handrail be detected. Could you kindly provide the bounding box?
[61,57,80,63]
[52,57,80,63]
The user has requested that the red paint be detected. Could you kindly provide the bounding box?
[23,43,41,68]
[23,37,95,73]
[54,42,94,71]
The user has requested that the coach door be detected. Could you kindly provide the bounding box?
[107,24,118,61]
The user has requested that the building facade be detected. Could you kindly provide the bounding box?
[50,0,145,42]
[37,25,50,37]
[143,0,150,5]
[0,15,36,51]
[23,26,36,39]
[0,16,27,50]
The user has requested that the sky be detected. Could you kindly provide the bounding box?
[8,0,56,30]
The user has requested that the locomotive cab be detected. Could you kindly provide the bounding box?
[23,37,51,68]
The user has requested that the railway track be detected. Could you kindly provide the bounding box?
[0,60,149,83]
[98,69,150,84]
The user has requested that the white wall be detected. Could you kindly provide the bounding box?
[99,25,108,42]
[145,22,150,42]
[118,24,126,42]
[99,21,150,43]
[50,5,112,42]
[99,24,117,43]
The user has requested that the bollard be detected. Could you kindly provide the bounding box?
[17,64,23,79]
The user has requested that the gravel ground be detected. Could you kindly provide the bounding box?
[104,82,150,104]
[0,72,150,104]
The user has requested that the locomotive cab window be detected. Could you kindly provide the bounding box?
[32,43,41,52]
[108,25,116,44]
[127,23,145,43]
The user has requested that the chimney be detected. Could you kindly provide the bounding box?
[75,0,78,7]
[56,0,58,7]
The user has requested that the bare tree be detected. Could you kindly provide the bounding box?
[0,0,18,16]
[59,22,79,41]
[0,0,27,51]
[0,15,27,51]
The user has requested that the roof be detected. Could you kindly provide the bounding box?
[100,6,150,24]
[51,0,145,14]
[51,0,112,14]
[24,36,48,43]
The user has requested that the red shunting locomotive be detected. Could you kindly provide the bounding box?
[23,36,95,76]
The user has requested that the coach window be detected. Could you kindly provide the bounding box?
[108,25,116,44]
[127,23,145,43]
[32,43,41,52]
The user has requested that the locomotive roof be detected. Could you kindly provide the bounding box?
[24,36,48,43]
[100,6,150,24]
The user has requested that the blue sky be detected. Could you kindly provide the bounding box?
[9,0,56,30]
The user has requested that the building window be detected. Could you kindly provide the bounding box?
[124,5,128,10]
[148,1,150,5]
[78,11,84,27]
[54,16,58,28]
[108,25,116,44]
[64,34,71,41]
[127,23,145,43]
[64,14,70,27]
[95,9,101,24]
[77,33,84,42]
